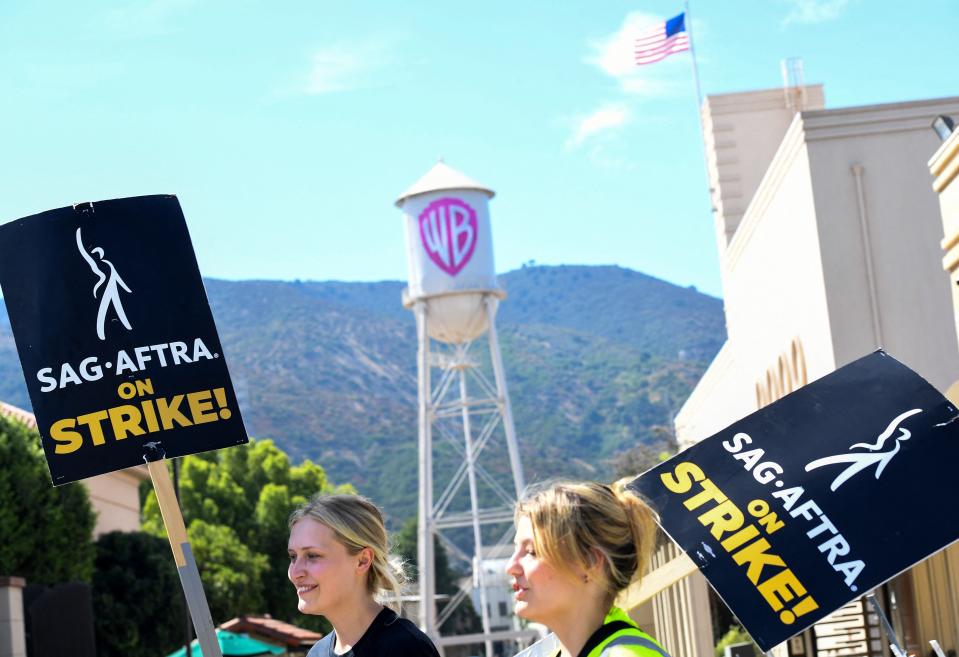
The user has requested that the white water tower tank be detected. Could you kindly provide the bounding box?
[396,161,505,344]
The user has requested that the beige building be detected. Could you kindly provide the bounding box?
[925,113,959,657]
[930,118,959,355]
[0,401,148,537]
[644,87,959,657]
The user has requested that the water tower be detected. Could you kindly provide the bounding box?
[396,162,528,656]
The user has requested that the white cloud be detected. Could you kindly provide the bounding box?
[565,11,699,163]
[303,40,387,95]
[589,12,661,78]
[566,104,630,149]
[782,0,852,25]
[586,12,694,97]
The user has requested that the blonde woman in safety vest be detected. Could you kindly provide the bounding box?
[506,479,671,657]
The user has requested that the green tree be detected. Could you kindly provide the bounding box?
[188,520,270,623]
[92,531,186,657]
[0,414,95,583]
[142,438,346,628]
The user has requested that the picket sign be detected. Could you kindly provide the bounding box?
[629,351,959,652]
[0,196,250,657]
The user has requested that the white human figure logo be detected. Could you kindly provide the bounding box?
[804,408,922,492]
[75,227,133,340]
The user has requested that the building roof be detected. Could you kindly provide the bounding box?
[219,616,324,647]
[0,400,37,429]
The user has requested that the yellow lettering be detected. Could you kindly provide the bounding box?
[661,462,705,493]
[77,411,110,446]
[48,387,230,455]
[721,525,760,552]
[758,511,785,535]
[117,382,137,399]
[187,390,217,424]
[141,399,160,433]
[697,499,745,540]
[732,538,786,584]
[156,395,193,429]
[108,405,145,440]
[683,478,728,511]
[757,568,806,612]
[51,419,83,454]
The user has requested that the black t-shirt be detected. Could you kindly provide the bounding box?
[307,608,440,657]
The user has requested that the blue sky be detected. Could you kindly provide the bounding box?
[1,0,957,298]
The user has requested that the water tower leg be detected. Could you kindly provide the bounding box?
[485,296,526,495]
[415,302,438,643]
[459,369,494,657]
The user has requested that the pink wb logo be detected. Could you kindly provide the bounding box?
[418,197,477,277]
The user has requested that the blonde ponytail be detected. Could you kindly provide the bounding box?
[611,476,658,591]
[516,479,659,600]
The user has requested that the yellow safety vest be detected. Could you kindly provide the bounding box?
[574,607,671,657]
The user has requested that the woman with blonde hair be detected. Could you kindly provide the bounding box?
[506,479,671,657]
[288,493,439,657]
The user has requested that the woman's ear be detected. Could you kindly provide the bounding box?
[574,548,606,585]
[587,547,606,578]
[356,547,374,574]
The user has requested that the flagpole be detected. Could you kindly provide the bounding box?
[683,0,715,222]
[684,0,704,112]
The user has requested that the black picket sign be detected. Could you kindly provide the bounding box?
[0,195,248,484]
[629,351,959,652]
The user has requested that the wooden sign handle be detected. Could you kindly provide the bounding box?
[148,460,189,566]
[147,459,224,657]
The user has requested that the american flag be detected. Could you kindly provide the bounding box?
[634,12,689,66]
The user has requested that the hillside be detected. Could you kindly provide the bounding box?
[0,265,725,523]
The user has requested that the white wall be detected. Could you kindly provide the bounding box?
[805,98,959,389]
